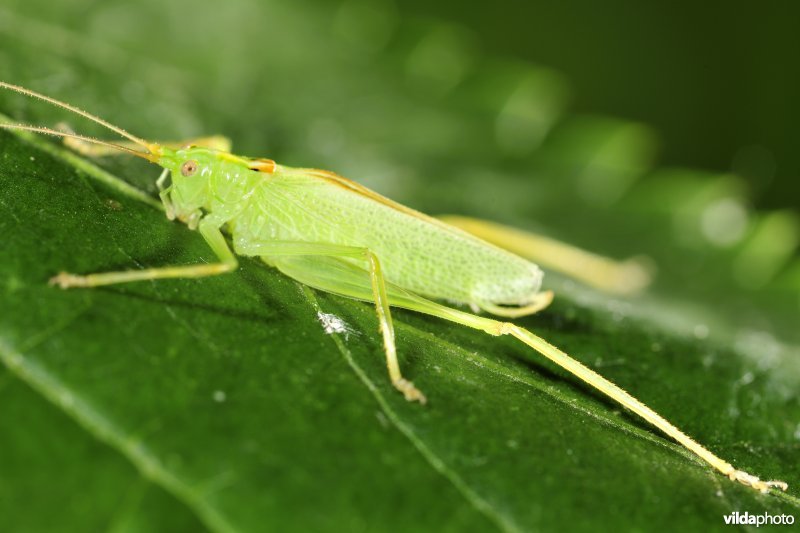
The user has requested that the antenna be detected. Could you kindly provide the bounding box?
[0,123,157,161]
[0,81,154,152]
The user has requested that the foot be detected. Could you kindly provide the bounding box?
[49,272,89,289]
[393,378,427,405]
[729,469,788,493]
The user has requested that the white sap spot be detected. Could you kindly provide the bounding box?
[739,372,755,386]
[317,312,352,338]
[794,423,800,441]
[213,390,227,403]
[506,439,519,450]
[29,156,35,161]
[693,324,709,339]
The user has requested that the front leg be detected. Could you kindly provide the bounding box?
[50,216,237,288]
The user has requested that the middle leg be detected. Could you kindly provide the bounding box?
[237,239,426,403]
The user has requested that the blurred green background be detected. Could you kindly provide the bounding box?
[403,0,800,212]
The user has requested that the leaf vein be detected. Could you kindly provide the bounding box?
[0,341,239,533]
[300,285,521,533]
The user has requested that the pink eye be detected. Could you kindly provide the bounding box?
[181,160,199,176]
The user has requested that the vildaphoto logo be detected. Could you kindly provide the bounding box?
[723,511,795,527]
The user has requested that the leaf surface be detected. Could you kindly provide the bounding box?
[1,2,798,531]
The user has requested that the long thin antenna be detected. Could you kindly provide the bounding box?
[0,123,156,161]
[0,81,153,151]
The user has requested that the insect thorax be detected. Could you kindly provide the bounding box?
[165,149,262,223]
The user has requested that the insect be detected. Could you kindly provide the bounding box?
[0,81,787,493]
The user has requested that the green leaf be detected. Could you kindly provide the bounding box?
[1,2,798,532]
[0,367,207,533]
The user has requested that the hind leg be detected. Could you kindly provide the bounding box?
[439,215,653,294]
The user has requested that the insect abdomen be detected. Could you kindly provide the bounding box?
[245,171,543,307]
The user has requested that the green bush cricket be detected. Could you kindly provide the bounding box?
[0,81,788,494]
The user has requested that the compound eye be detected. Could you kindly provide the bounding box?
[181,160,199,177]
